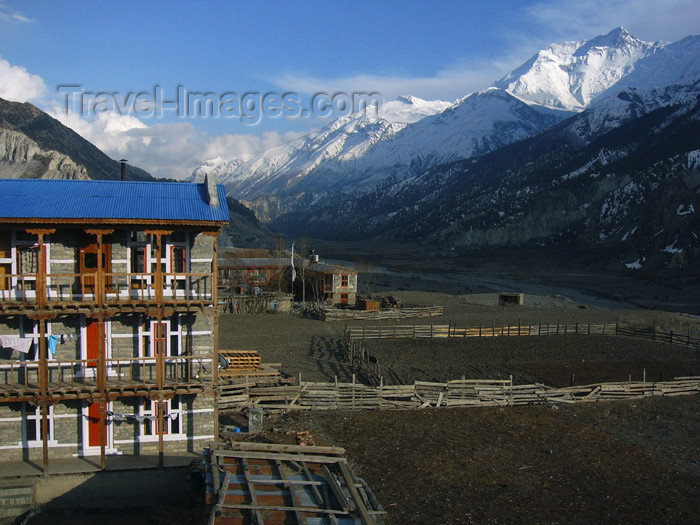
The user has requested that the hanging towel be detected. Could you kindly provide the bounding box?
[0,335,33,354]
[48,335,58,356]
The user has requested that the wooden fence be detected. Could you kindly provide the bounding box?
[218,376,700,412]
[322,306,443,321]
[343,322,700,350]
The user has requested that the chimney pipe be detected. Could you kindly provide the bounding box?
[205,173,219,207]
[119,159,128,181]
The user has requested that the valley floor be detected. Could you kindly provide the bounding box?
[219,271,700,524]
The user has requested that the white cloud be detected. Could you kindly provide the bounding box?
[271,58,519,105]
[0,56,46,102]
[524,0,700,43]
[0,3,32,24]
[47,104,297,180]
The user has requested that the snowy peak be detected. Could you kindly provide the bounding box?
[190,157,244,183]
[379,95,453,124]
[495,27,663,111]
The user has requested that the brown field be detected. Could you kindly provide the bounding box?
[221,290,700,524]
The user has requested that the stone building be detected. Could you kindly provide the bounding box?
[0,177,228,471]
[305,261,358,307]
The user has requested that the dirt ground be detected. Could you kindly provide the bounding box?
[264,395,700,524]
[218,290,700,384]
[219,289,700,524]
[364,336,700,387]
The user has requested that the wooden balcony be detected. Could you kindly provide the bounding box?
[0,271,215,313]
[0,355,213,401]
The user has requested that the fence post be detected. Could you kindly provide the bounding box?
[670,330,673,345]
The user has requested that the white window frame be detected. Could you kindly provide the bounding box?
[140,396,183,439]
[22,403,57,448]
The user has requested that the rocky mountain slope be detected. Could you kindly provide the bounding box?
[0,98,152,181]
[267,70,700,273]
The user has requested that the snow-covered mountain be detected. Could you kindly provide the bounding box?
[203,89,564,200]
[193,28,697,217]
[379,95,453,124]
[190,157,243,183]
[495,27,663,111]
[201,95,455,198]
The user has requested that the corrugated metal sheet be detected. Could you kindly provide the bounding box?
[0,179,230,222]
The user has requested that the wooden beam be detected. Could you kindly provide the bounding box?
[277,460,306,525]
[241,457,264,525]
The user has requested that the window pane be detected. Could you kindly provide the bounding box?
[172,247,185,273]
[131,247,145,273]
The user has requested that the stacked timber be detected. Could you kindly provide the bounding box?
[216,377,700,412]
[323,306,443,321]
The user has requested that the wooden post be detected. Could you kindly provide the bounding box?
[36,233,47,309]
[97,316,106,470]
[158,398,164,468]
[39,318,49,476]
[41,403,50,476]
[155,233,163,306]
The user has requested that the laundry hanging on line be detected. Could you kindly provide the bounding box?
[48,335,58,355]
[105,410,179,423]
[0,335,33,354]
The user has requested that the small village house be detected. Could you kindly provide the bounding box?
[304,257,358,307]
[218,256,291,294]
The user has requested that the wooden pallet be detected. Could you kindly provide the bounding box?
[219,350,262,373]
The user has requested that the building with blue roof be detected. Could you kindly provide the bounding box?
[0,176,230,472]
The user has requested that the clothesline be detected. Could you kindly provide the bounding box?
[104,410,179,423]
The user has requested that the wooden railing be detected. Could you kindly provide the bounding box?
[0,271,214,308]
[0,355,212,398]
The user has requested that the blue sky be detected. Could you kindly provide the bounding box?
[1,0,699,179]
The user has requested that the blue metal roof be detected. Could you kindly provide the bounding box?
[0,179,230,223]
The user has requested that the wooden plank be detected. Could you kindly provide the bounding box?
[322,464,352,511]
[222,441,345,455]
[277,460,306,525]
[241,457,264,525]
[337,460,375,525]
